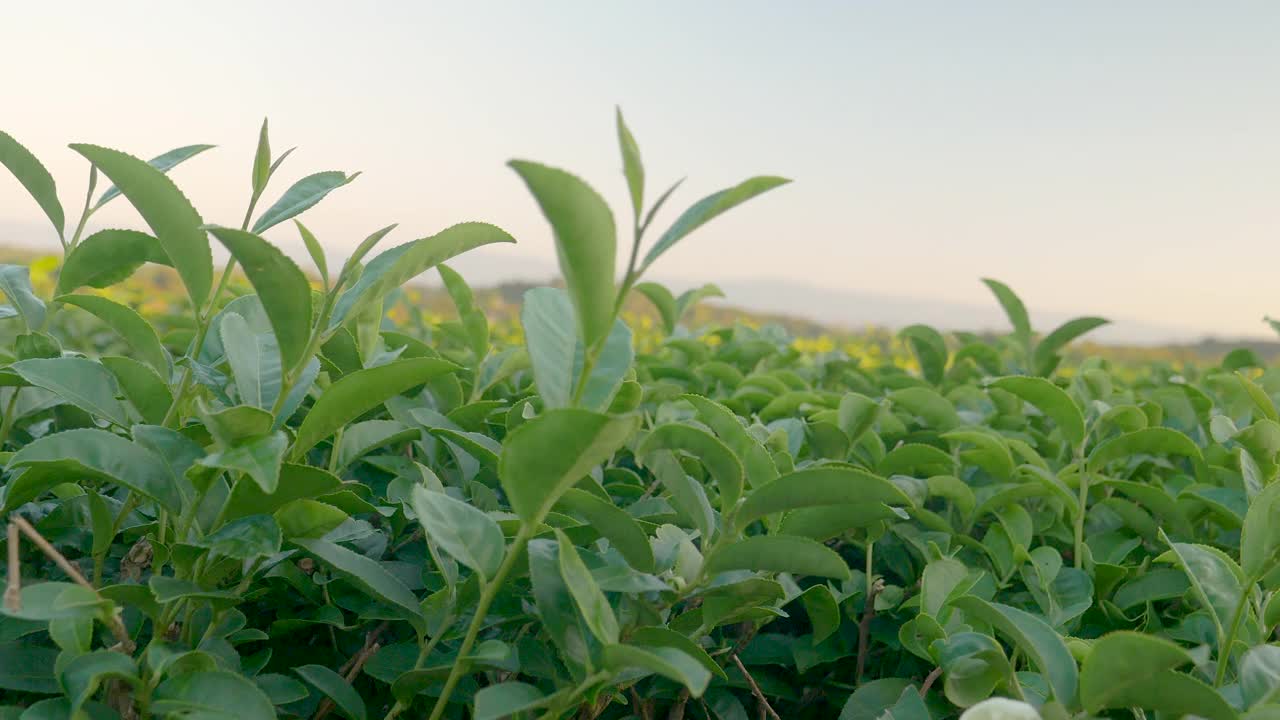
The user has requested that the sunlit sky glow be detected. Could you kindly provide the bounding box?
[3,1,1279,340]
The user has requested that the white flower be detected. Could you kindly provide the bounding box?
[959,697,1041,720]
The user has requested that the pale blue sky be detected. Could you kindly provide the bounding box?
[2,2,1279,339]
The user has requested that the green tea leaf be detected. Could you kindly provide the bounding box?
[411,486,505,579]
[950,596,1077,704]
[152,670,276,720]
[252,170,358,234]
[640,176,790,273]
[293,538,424,626]
[704,536,850,580]
[95,143,215,208]
[294,665,366,720]
[736,466,911,529]
[556,529,619,644]
[7,428,180,511]
[0,265,46,332]
[56,229,170,293]
[57,294,168,373]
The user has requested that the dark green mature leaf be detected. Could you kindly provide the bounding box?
[704,536,850,580]
[57,294,168,373]
[294,665,366,720]
[153,670,276,720]
[639,176,790,273]
[474,682,549,720]
[935,632,1010,708]
[509,160,617,349]
[498,408,638,524]
[199,431,288,494]
[57,229,170,293]
[59,651,138,714]
[1089,427,1205,479]
[603,644,712,697]
[11,357,129,426]
[329,222,515,329]
[223,463,342,521]
[0,131,63,239]
[70,144,211,306]
[252,170,358,234]
[1156,534,1246,640]
[0,642,57,693]
[95,143,215,208]
[293,538,424,626]
[6,428,180,511]
[207,227,313,372]
[950,596,1077,704]
[291,357,459,457]
[195,515,282,560]
[411,486,504,579]
[1241,645,1280,708]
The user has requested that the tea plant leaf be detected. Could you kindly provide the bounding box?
[251,118,272,196]
[102,356,172,424]
[988,376,1085,449]
[556,529,620,644]
[57,294,168,373]
[411,486,505,579]
[1034,316,1109,376]
[59,651,138,715]
[329,222,515,329]
[703,536,850,580]
[950,596,1077,704]
[639,175,790,273]
[1241,645,1280,708]
[603,644,711,697]
[474,682,549,720]
[1079,631,1233,720]
[616,107,645,222]
[0,643,58,693]
[981,279,1031,347]
[639,423,744,512]
[1156,534,1246,641]
[735,466,911,529]
[6,428,180,512]
[94,143,215,208]
[634,282,678,334]
[70,144,212,306]
[11,357,130,427]
[0,131,64,241]
[291,357,459,457]
[198,432,288,494]
[509,160,617,349]
[935,631,1011,708]
[152,670,277,720]
[252,170,358,234]
[294,665,366,720]
[0,264,46,332]
[296,220,329,286]
[56,229,170,293]
[498,408,638,525]
[293,538,424,625]
[521,287,576,408]
[1240,479,1280,579]
[207,226,313,372]
[556,488,655,572]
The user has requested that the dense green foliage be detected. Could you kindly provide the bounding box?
[1,114,1280,720]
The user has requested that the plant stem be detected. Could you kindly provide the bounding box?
[732,654,782,720]
[425,525,535,720]
[381,615,454,720]
[1074,466,1088,569]
[0,388,22,450]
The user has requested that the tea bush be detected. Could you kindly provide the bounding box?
[1,113,1279,720]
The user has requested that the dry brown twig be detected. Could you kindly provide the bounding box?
[10,515,134,652]
[856,576,886,683]
[732,654,782,720]
[4,522,19,612]
[920,666,943,696]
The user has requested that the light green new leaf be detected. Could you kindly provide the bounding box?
[95,143,215,208]
[899,324,948,385]
[736,466,911,529]
[207,226,313,372]
[889,386,962,431]
[616,107,645,221]
[70,144,211,306]
[935,632,1011,708]
[603,644,712,698]
[294,665,366,720]
[199,432,288,494]
[1156,533,1246,642]
[103,356,172,424]
[57,294,168,373]
[509,160,616,349]
[252,170,358,234]
[1080,631,1233,720]
[989,376,1085,449]
[195,515,282,561]
[474,682,549,720]
[498,408,638,524]
[291,357,459,457]
[411,486,504,579]
[1241,645,1280,708]
[296,221,328,285]
[922,557,970,618]
[293,538,424,625]
[251,119,272,196]
[703,536,850,580]
[640,175,790,273]
[56,229,170,293]
[1034,316,1109,376]
[222,463,342,521]
[521,287,576,408]
[274,499,349,540]
[556,529,620,644]
[950,596,1077,704]
[634,282,677,334]
[1088,427,1205,480]
[329,222,515,329]
[0,131,63,239]
[556,488,655,572]
[0,265,46,331]
[981,279,1031,346]
[152,670,276,720]
[640,423,744,512]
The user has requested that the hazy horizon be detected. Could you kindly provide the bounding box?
[3,2,1279,341]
